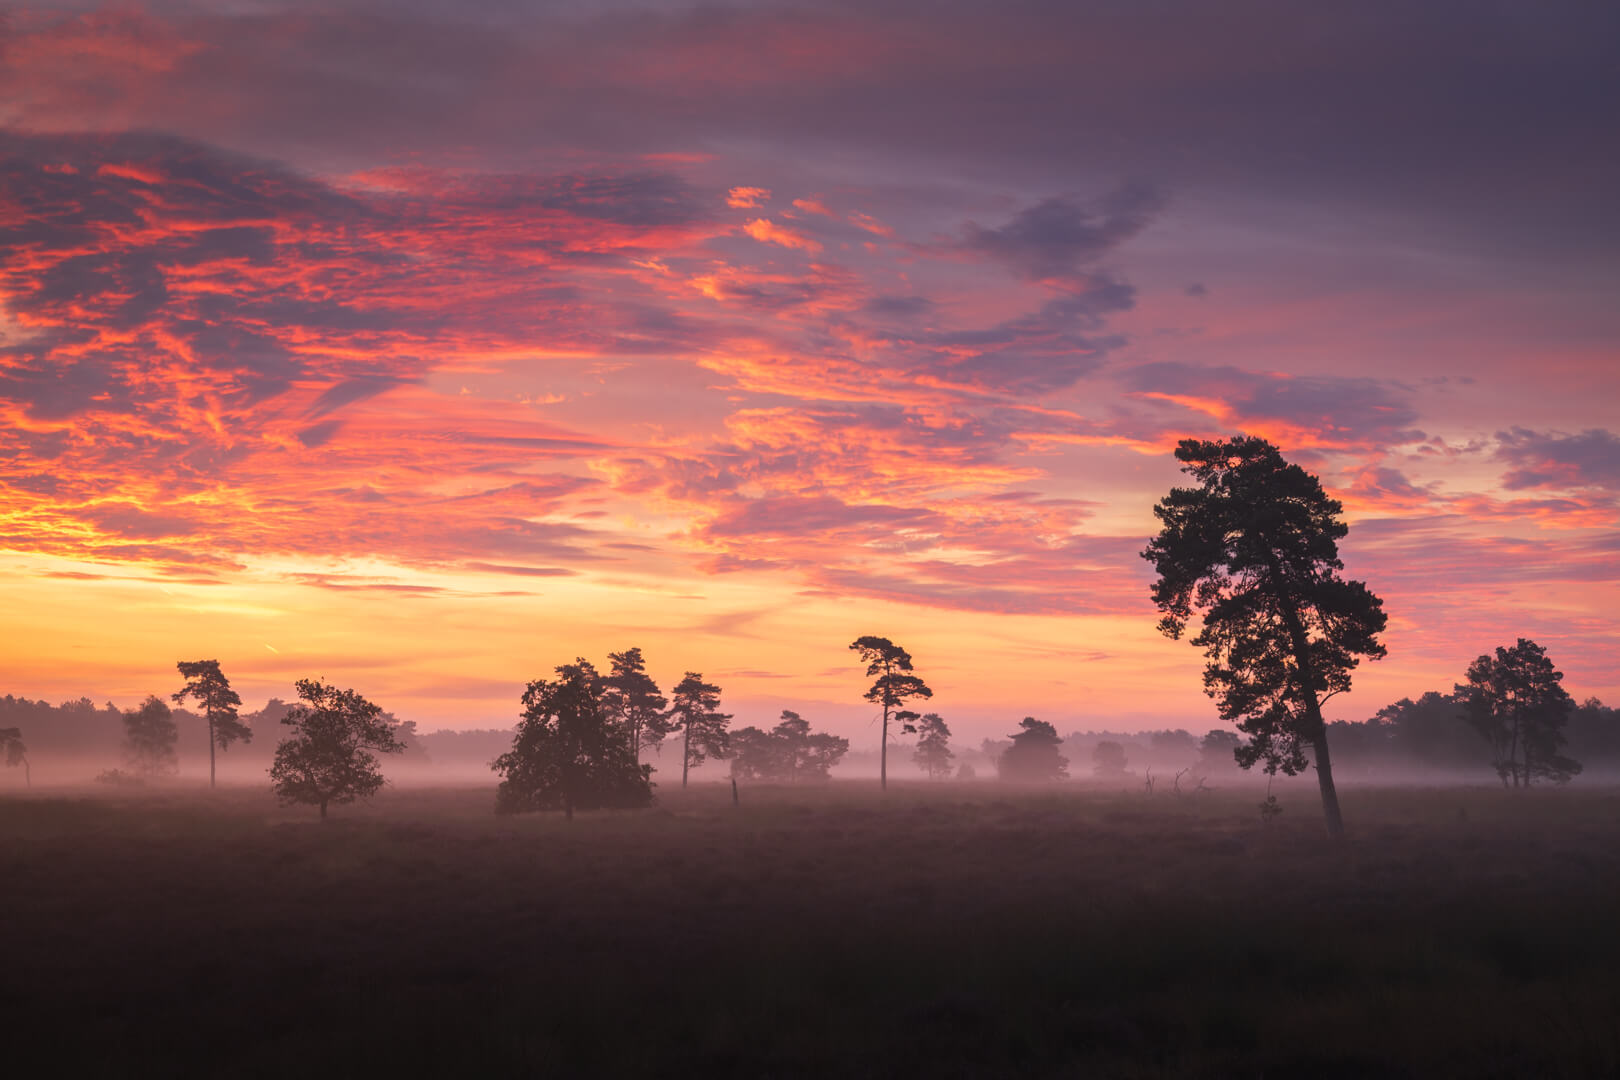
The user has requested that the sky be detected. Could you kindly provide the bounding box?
[2,0,1617,741]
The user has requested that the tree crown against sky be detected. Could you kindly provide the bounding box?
[494,659,653,815]
[269,678,404,818]
[730,710,850,783]
[912,712,954,779]
[668,672,731,787]
[602,648,672,763]
[1457,638,1580,787]
[1000,717,1069,782]
[123,694,178,777]
[1144,436,1388,835]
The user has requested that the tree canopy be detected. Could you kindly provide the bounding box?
[850,635,933,790]
[1457,638,1581,787]
[730,710,850,783]
[173,659,250,788]
[269,679,404,819]
[1000,717,1069,782]
[1143,436,1387,835]
[123,694,178,777]
[912,712,954,779]
[494,659,653,816]
[668,672,731,788]
[603,647,672,765]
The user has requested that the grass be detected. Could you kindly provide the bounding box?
[4,780,1619,1077]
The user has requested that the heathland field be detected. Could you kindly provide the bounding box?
[5,782,1620,1077]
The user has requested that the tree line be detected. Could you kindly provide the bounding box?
[3,436,1612,837]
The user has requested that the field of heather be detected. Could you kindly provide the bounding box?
[5,781,1619,1077]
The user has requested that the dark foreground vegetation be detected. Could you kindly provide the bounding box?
[5,781,1619,1078]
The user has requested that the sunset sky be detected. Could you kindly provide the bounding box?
[3,1,1617,742]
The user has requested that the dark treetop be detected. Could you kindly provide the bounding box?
[1143,436,1387,835]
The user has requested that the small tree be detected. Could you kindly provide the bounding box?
[494,660,653,817]
[913,713,954,779]
[1000,718,1069,782]
[850,636,933,790]
[269,679,404,819]
[173,660,251,788]
[123,695,179,777]
[1092,739,1129,779]
[1143,437,1388,836]
[0,727,28,787]
[603,647,672,766]
[1457,638,1581,787]
[668,672,732,787]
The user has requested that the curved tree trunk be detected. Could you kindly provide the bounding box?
[207,715,217,789]
[682,718,691,788]
[1275,596,1345,837]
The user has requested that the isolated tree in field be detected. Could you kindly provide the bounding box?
[668,672,732,787]
[1000,718,1069,782]
[1143,437,1388,837]
[730,710,849,782]
[173,659,250,788]
[850,636,933,790]
[123,695,179,777]
[269,679,404,819]
[494,660,653,817]
[0,727,27,787]
[1092,739,1128,779]
[913,713,954,779]
[1456,638,1581,787]
[603,647,672,765]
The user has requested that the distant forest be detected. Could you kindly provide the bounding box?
[6,688,1619,784]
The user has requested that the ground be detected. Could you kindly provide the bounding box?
[3,780,1619,1077]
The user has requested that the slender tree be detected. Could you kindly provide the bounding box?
[494,659,653,817]
[668,672,731,787]
[602,647,672,766]
[1456,638,1580,787]
[173,659,250,788]
[912,713,955,779]
[849,636,933,790]
[269,679,404,819]
[123,695,179,777]
[0,727,28,787]
[1143,437,1387,836]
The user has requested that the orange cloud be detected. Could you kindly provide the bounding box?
[727,186,771,208]
[742,218,822,253]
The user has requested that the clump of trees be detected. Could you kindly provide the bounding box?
[1,727,28,787]
[494,660,653,817]
[1457,638,1581,787]
[122,695,178,778]
[912,713,954,779]
[730,710,850,782]
[1143,436,1388,836]
[999,718,1068,782]
[270,679,404,819]
[173,660,250,788]
[850,636,933,790]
